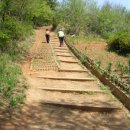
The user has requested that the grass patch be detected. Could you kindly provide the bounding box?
[7,36,34,62]
[99,84,119,102]
[68,34,103,45]
[0,53,25,108]
[0,35,34,109]
[98,84,111,93]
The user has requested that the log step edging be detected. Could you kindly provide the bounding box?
[59,69,88,73]
[56,54,73,57]
[59,60,78,63]
[40,88,105,94]
[54,47,68,50]
[55,51,69,53]
[52,41,59,42]
[43,102,120,113]
[37,76,95,81]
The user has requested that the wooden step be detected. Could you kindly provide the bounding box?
[53,37,58,39]
[51,41,59,44]
[39,88,105,94]
[55,51,69,54]
[51,42,59,44]
[59,60,78,63]
[59,69,88,73]
[43,101,120,112]
[54,47,68,50]
[51,43,59,45]
[51,40,59,42]
[56,54,73,57]
[37,76,95,81]
[52,44,67,47]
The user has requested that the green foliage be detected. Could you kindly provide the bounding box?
[0,54,20,99]
[96,60,102,69]
[58,0,130,55]
[0,0,56,108]
[0,35,33,107]
[0,18,33,51]
[106,62,112,74]
[58,0,90,35]
[128,55,130,80]
[10,93,25,107]
[80,53,87,64]
[68,34,103,44]
[108,31,130,54]
[0,31,10,45]
[31,0,54,26]
[115,61,127,78]
[99,84,111,93]
[90,3,130,39]
[2,17,26,40]
[0,0,56,44]
[46,0,58,10]
[0,0,56,51]
[124,66,129,74]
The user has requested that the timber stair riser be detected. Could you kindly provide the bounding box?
[37,76,95,81]
[44,102,120,113]
[59,69,88,73]
[40,88,105,94]
[59,60,78,63]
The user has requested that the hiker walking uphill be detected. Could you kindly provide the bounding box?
[58,29,65,47]
[45,29,50,43]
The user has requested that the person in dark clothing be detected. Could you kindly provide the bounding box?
[45,29,50,43]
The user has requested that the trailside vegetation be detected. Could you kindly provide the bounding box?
[58,0,130,54]
[0,0,57,51]
[0,0,57,108]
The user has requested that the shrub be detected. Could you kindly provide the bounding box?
[0,53,26,107]
[0,31,10,43]
[0,54,18,97]
[1,17,33,40]
[105,62,112,74]
[107,31,130,54]
[1,18,24,40]
[0,31,10,51]
[0,17,33,51]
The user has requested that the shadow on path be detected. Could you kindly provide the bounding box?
[0,102,130,130]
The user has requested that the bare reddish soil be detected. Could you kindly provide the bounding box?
[75,41,128,70]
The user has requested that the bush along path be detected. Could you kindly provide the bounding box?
[0,27,130,130]
[0,36,34,115]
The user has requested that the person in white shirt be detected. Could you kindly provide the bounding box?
[58,29,65,47]
[45,29,50,43]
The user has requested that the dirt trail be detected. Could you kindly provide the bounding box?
[0,28,130,130]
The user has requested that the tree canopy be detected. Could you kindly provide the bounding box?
[0,0,130,53]
[0,0,57,51]
[57,0,130,54]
